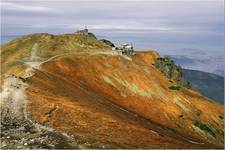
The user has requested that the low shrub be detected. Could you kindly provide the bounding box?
[168,85,181,90]
[165,63,172,67]
[157,57,168,62]
[194,121,215,136]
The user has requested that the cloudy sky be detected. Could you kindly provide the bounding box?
[2,0,224,34]
[1,0,224,75]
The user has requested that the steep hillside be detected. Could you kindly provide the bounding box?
[183,69,224,104]
[1,33,111,77]
[20,51,223,148]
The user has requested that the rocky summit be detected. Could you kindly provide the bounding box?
[0,32,224,149]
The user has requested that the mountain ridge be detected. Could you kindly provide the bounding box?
[1,32,111,78]
[0,33,224,149]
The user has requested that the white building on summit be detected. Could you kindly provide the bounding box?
[112,43,135,56]
[76,26,88,35]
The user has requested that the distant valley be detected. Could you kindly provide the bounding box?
[183,69,224,104]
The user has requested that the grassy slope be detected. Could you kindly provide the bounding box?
[183,69,224,104]
[26,51,224,148]
[1,33,111,77]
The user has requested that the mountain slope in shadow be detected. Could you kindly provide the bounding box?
[183,69,224,104]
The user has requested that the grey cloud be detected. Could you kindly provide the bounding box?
[2,0,224,32]
[1,2,57,13]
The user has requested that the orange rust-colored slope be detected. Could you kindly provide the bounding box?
[26,51,224,148]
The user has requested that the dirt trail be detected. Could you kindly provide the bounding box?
[0,50,126,149]
[0,43,79,149]
[30,43,40,61]
[1,43,41,120]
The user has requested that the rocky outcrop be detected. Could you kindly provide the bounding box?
[99,39,115,47]
[1,119,79,149]
[154,56,191,88]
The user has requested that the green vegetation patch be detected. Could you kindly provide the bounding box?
[194,121,215,136]
[168,85,181,90]
[157,57,169,62]
[165,63,172,67]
